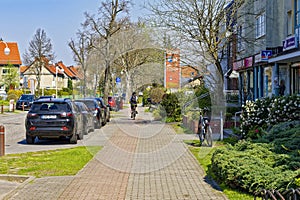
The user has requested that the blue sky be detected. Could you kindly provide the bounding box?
[1,0,149,66]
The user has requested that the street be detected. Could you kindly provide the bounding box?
[0,111,108,155]
[1,106,228,200]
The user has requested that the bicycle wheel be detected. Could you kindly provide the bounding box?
[132,110,136,120]
[206,126,213,147]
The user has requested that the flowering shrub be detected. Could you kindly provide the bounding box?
[240,95,300,138]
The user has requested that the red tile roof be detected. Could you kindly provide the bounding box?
[20,65,30,73]
[0,42,22,65]
[21,57,82,80]
[57,61,78,79]
[69,65,83,79]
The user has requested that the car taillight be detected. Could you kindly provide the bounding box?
[29,126,36,131]
[61,112,73,118]
[27,113,38,118]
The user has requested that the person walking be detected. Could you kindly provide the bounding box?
[279,79,286,96]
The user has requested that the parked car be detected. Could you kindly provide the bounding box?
[108,96,117,111]
[25,98,84,144]
[36,95,53,100]
[75,99,104,129]
[74,101,95,135]
[16,94,35,110]
[94,97,110,123]
[0,90,7,100]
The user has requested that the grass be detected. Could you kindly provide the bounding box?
[0,146,101,178]
[171,122,194,134]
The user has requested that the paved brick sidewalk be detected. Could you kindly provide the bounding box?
[5,107,228,200]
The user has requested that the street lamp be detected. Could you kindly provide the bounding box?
[56,66,64,98]
[0,39,10,55]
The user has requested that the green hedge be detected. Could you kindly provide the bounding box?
[211,123,300,193]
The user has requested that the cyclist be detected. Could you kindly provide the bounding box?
[130,92,138,118]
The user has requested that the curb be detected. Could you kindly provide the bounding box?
[0,174,35,200]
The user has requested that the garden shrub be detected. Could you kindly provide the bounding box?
[160,93,181,122]
[211,122,300,193]
[240,95,299,138]
[7,90,23,101]
[211,141,299,193]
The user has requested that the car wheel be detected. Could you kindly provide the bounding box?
[78,130,84,140]
[102,116,106,126]
[69,131,77,144]
[95,118,101,129]
[26,134,35,144]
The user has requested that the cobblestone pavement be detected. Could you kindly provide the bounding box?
[4,106,228,200]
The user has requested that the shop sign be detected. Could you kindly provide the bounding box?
[283,35,298,51]
[244,57,253,68]
[233,60,243,70]
[261,50,272,61]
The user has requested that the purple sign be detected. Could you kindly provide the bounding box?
[283,35,298,51]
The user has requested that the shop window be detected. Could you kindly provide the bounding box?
[264,67,272,97]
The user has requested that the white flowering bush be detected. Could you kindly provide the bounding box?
[240,95,300,138]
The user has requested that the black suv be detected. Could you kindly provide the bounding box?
[16,94,35,110]
[94,97,110,124]
[75,99,104,129]
[25,98,83,144]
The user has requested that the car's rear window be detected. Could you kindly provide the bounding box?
[20,95,34,101]
[76,100,95,110]
[31,102,70,112]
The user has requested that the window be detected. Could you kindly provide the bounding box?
[256,13,265,38]
[296,0,300,27]
[287,10,293,35]
[2,68,11,75]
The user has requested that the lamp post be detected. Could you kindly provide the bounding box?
[56,67,64,98]
[0,39,10,55]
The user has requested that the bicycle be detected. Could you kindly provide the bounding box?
[131,104,137,120]
[194,108,213,147]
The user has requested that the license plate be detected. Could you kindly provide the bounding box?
[41,115,57,119]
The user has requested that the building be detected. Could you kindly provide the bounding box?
[229,0,299,105]
[164,49,181,92]
[21,57,82,95]
[181,65,202,88]
[0,41,22,90]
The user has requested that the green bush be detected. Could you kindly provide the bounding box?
[240,95,299,138]
[7,90,23,101]
[211,141,299,193]
[160,93,181,122]
[211,123,300,193]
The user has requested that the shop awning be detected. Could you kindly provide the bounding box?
[224,68,239,79]
[229,70,239,78]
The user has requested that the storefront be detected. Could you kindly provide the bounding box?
[268,35,299,96]
[254,50,273,99]
[291,63,300,95]
[234,56,254,105]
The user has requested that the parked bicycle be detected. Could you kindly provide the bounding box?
[193,108,213,147]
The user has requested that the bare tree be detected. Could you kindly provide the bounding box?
[82,0,131,99]
[69,31,92,98]
[111,23,164,100]
[149,0,244,102]
[23,28,55,94]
